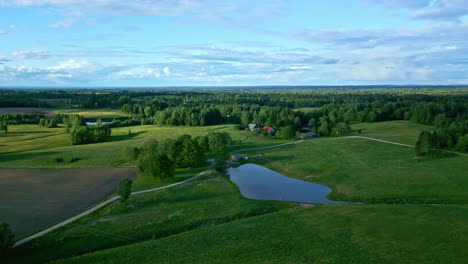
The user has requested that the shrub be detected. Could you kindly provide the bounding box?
[118,178,133,203]
[0,222,14,255]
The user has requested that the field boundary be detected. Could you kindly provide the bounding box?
[13,160,215,247]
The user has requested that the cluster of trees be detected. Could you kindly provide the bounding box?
[416,130,468,156]
[60,114,112,145]
[1,88,467,152]
[0,123,7,133]
[38,118,58,128]
[70,125,112,145]
[0,113,45,124]
[130,132,232,180]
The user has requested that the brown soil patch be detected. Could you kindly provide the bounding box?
[0,168,137,238]
[0,107,55,117]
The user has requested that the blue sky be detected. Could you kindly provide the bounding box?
[0,0,467,86]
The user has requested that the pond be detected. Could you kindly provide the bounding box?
[228,163,357,204]
[86,121,110,125]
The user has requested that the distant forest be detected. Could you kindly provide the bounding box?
[1,87,467,151]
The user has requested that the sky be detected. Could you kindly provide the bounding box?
[0,0,467,87]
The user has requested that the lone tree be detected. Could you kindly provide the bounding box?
[415,131,433,156]
[0,222,14,255]
[118,178,133,203]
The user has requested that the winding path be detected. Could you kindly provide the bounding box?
[13,160,216,248]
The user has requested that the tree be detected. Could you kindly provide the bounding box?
[121,103,132,113]
[144,106,153,117]
[0,222,14,255]
[455,135,468,152]
[333,122,351,136]
[415,131,433,156]
[118,178,133,203]
[176,137,204,167]
[0,123,7,133]
[153,154,175,180]
[277,126,296,139]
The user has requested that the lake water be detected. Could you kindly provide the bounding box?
[228,163,356,204]
[86,121,110,125]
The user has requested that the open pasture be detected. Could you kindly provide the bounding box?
[244,137,468,204]
[0,168,137,238]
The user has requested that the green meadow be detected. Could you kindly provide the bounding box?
[3,118,468,264]
[350,120,433,145]
[244,137,468,204]
[53,204,468,264]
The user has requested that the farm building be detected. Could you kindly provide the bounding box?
[248,123,261,131]
[230,154,243,162]
[262,126,276,133]
[300,131,318,139]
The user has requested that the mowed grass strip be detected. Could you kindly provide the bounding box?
[52,108,130,119]
[51,204,468,264]
[0,125,69,153]
[8,173,291,264]
[245,138,468,204]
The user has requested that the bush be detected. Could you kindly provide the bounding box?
[55,157,64,163]
[234,124,245,130]
[123,147,140,161]
[118,178,133,203]
[0,222,14,255]
[69,157,81,163]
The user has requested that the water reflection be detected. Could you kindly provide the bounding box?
[228,163,358,204]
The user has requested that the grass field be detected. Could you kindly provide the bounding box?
[52,108,130,119]
[4,119,468,264]
[350,120,433,145]
[0,124,287,168]
[244,138,468,203]
[293,107,321,112]
[0,168,137,238]
[52,204,468,264]
[8,173,292,264]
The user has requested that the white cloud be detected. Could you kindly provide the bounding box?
[163,66,171,76]
[46,59,97,73]
[11,50,51,60]
[109,68,161,79]
[9,24,16,29]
